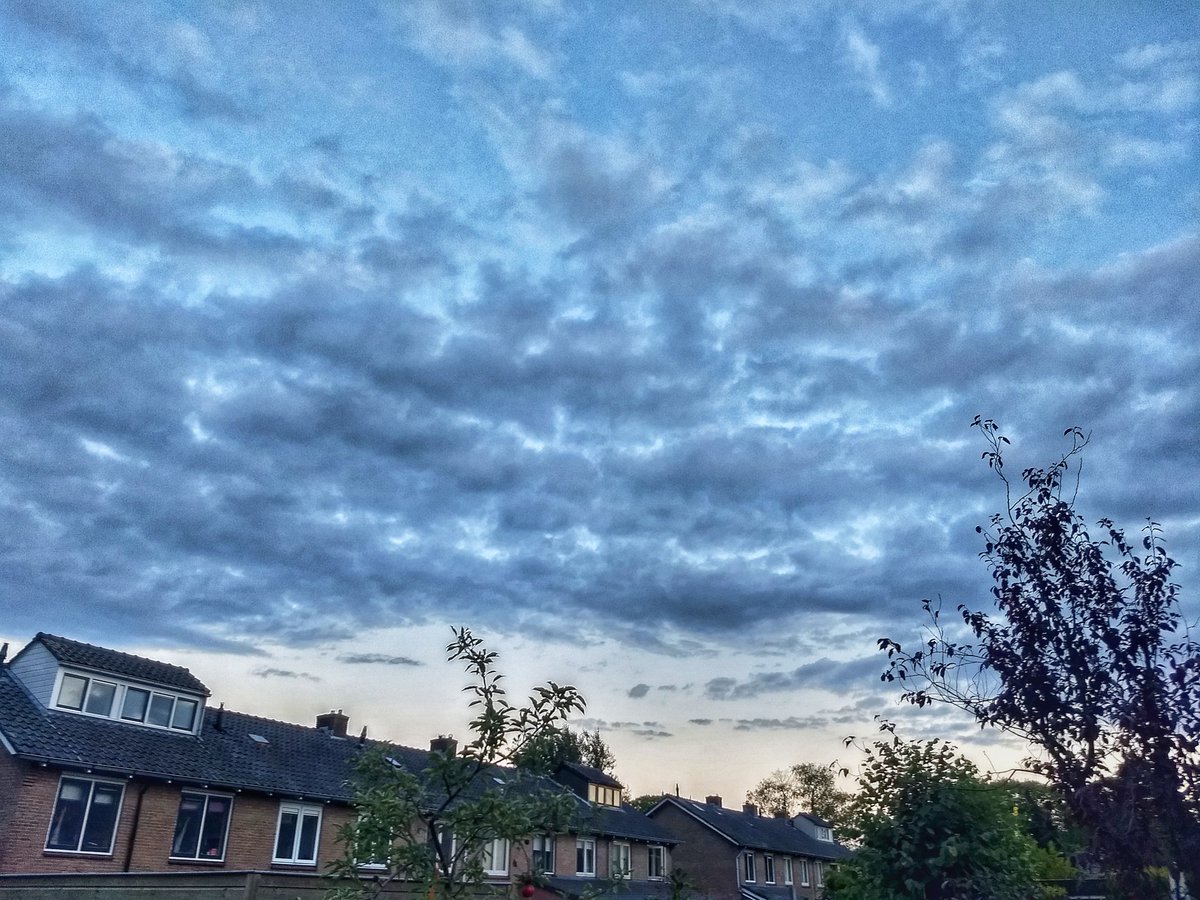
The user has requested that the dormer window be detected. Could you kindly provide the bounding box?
[586,783,622,806]
[816,826,833,842]
[54,670,202,733]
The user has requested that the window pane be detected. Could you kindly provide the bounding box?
[199,797,230,859]
[172,794,206,858]
[275,811,298,860]
[147,694,174,727]
[46,779,90,850]
[58,675,87,710]
[172,698,198,731]
[80,783,122,853]
[84,681,116,716]
[121,688,149,721]
[297,810,319,862]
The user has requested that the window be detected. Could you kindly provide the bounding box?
[742,851,756,882]
[45,776,124,854]
[576,838,596,876]
[273,803,322,865]
[612,842,631,879]
[481,837,509,876]
[55,672,201,733]
[171,792,232,861]
[647,845,665,880]
[764,854,775,883]
[816,825,832,842]
[816,862,824,887]
[798,858,811,886]
[784,857,793,885]
[532,835,555,874]
[586,784,622,806]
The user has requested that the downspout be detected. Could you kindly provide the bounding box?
[122,782,151,872]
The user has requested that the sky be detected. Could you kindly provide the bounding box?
[1,0,1197,804]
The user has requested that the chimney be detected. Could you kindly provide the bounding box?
[743,802,758,816]
[430,735,458,757]
[316,709,349,737]
[0,642,7,664]
[705,795,722,807]
[773,810,788,819]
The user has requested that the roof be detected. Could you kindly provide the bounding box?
[567,793,678,844]
[544,876,674,900]
[557,760,622,788]
[31,633,210,696]
[649,796,850,862]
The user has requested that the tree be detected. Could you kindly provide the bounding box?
[828,725,1046,900]
[746,762,851,827]
[879,420,1200,890]
[514,725,618,777]
[328,628,586,899]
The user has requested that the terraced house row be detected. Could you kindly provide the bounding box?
[0,633,848,899]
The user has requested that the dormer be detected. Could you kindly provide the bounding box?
[7,633,210,735]
[791,812,836,843]
[554,760,624,807]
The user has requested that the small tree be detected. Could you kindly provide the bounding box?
[880,420,1200,890]
[746,762,850,827]
[829,725,1045,900]
[328,628,586,899]
[516,726,618,777]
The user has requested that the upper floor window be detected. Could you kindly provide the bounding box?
[481,837,509,876]
[532,835,555,874]
[576,838,596,876]
[764,854,775,883]
[171,792,232,861]
[816,825,833,842]
[45,776,124,855]
[612,842,631,879]
[586,783,622,806]
[273,803,322,866]
[647,845,665,880]
[742,851,756,882]
[55,671,201,733]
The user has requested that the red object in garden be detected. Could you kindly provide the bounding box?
[521,884,536,897]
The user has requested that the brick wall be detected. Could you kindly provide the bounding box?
[648,804,739,900]
[0,761,355,875]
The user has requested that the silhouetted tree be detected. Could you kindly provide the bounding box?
[746,762,850,827]
[880,420,1200,890]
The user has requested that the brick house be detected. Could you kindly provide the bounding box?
[0,633,676,898]
[647,795,851,900]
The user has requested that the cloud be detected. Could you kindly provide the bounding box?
[337,653,424,667]
[627,683,651,698]
[843,23,891,106]
[253,667,319,681]
[705,657,885,700]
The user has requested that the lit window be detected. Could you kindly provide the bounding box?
[647,845,665,880]
[481,837,509,876]
[764,854,775,883]
[784,858,793,885]
[532,835,555,874]
[45,776,124,854]
[612,842,631,879]
[576,838,596,876]
[743,852,756,882]
[171,792,232,861]
[274,803,322,865]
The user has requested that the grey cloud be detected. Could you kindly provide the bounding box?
[627,683,651,698]
[689,718,713,726]
[253,667,319,681]
[337,654,424,667]
[705,656,884,700]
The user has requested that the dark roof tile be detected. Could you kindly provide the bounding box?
[34,633,210,696]
[650,797,850,861]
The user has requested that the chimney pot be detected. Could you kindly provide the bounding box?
[316,710,350,737]
[705,795,722,807]
[743,802,758,816]
[430,735,458,757]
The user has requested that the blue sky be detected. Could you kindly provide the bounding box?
[1,0,1197,800]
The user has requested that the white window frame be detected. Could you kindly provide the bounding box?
[784,857,793,885]
[816,825,833,842]
[531,834,555,874]
[170,790,233,861]
[612,841,631,880]
[816,861,824,887]
[272,802,322,865]
[764,854,775,884]
[44,775,125,855]
[53,670,202,734]
[482,837,509,876]
[799,858,811,886]
[576,837,596,877]
[742,851,756,883]
[647,844,665,880]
